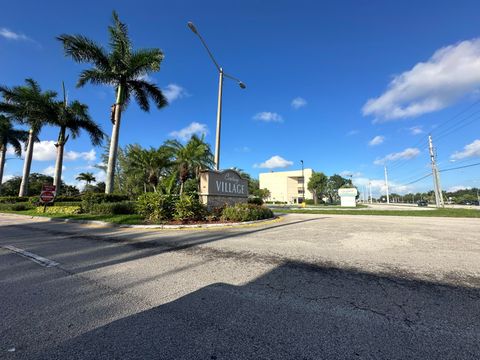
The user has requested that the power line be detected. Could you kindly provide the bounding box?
[439,162,480,173]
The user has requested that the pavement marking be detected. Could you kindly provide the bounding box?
[1,245,59,268]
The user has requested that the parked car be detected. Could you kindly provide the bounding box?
[417,200,428,207]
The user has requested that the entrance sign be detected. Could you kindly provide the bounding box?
[200,169,248,208]
[338,187,357,207]
[40,184,56,204]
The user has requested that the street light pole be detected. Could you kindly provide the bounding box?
[188,21,246,171]
[300,160,305,206]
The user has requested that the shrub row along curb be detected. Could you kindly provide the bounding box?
[2,212,281,230]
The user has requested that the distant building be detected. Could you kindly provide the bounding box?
[259,169,314,204]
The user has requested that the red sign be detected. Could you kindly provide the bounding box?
[40,184,56,204]
[42,185,56,192]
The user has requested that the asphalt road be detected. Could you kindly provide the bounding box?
[1,213,480,359]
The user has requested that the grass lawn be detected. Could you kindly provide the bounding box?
[273,208,480,218]
[1,209,144,225]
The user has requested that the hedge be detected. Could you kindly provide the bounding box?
[221,203,274,222]
[136,193,176,222]
[89,201,137,215]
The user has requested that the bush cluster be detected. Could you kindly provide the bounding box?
[247,197,264,205]
[0,203,34,211]
[136,193,176,222]
[221,203,274,222]
[36,206,81,215]
[81,192,130,213]
[173,194,206,222]
[0,196,29,204]
[90,201,136,215]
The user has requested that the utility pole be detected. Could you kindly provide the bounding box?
[368,181,373,204]
[428,135,444,208]
[384,166,390,204]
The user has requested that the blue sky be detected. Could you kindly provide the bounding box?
[1,0,480,195]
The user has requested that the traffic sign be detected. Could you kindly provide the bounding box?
[40,184,56,204]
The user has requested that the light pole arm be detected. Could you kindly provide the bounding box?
[191,27,221,72]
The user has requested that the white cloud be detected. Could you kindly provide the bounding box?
[169,122,208,141]
[64,149,96,162]
[291,97,307,109]
[368,135,385,146]
[1,174,14,184]
[7,140,96,162]
[409,126,424,135]
[31,141,56,161]
[447,185,471,192]
[162,84,188,103]
[0,28,30,41]
[363,38,480,121]
[354,177,415,195]
[346,130,359,136]
[42,165,66,177]
[340,171,362,178]
[450,139,480,160]
[374,147,420,165]
[235,146,251,153]
[94,170,106,183]
[254,155,293,169]
[253,112,283,123]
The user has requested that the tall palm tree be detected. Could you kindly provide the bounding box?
[58,11,168,194]
[76,172,96,186]
[0,79,57,196]
[51,83,104,194]
[0,115,30,194]
[165,135,214,194]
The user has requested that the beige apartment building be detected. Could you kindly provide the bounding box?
[259,169,314,204]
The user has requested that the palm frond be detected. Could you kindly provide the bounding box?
[57,34,110,71]
[128,79,168,111]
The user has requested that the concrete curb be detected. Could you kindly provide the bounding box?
[1,212,281,230]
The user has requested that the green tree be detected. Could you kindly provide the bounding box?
[307,171,328,205]
[51,83,104,194]
[58,11,168,194]
[165,135,214,194]
[1,173,56,196]
[123,144,172,193]
[0,115,30,194]
[76,172,96,187]
[326,174,349,203]
[0,79,57,196]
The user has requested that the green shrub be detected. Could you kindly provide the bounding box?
[136,193,176,223]
[36,206,81,215]
[0,203,34,211]
[81,192,130,213]
[247,197,264,205]
[174,194,206,222]
[55,195,82,202]
[221,203,274,222]
[90,201,136,215]
[0,196,29,204]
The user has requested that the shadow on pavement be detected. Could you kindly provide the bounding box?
[0,217,328,275]
[33,261,480,360]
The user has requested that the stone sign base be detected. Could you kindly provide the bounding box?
[200,194,248,209]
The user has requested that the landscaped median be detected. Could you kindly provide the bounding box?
[0,193,276,227]
[272,207,480,218]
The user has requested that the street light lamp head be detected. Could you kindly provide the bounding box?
[187,21,198,34]
[238,81,246,89]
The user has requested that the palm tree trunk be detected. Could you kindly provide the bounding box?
[19,129,34,197]
[0,145,6,194]
[180,181,184,195]
[105,86,123,194]
[53,128,66,195]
